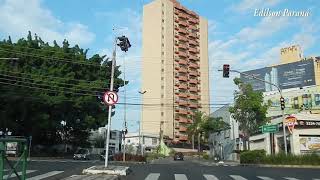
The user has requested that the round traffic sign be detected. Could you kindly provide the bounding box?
[103,91,119,105]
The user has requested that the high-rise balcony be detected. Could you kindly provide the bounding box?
[178,76,188,82]
[178,117,188,123]
[178,67,188,73]
[178,109,188,115]
[189,102,198,108]
[189,86,198,92]
[178,84,188,90]
[178,44,188,50]
[178,59,187,65]
[178,92,188,98]
[179,126,187,132]
[189,70,198,77]
[189,62,199,69]
[189,47,198,53]
[189,39,198,46]
[177,35,188,42]
[189,79,198,84]
[179,135,188,141]
[178,12,188,19]
[178,28,188,34]
[189,33,197,38]
[189,24,198,31]
[188,110,194,116]
[178,51,188,58]
[189,94,198,100]
[189,54,199,61]
[176,100,188,106]
[188,17,199,24]
[178,20,188,27]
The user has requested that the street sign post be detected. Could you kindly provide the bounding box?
[103,91,119,106]
[261,125,279,133]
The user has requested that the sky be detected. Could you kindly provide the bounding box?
[0,0,319,133]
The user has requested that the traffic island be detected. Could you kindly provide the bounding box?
[83,165,131,176]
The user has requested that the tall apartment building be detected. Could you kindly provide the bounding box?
[142,0,209,142]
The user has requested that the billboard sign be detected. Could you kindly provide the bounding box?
[241,59,315,92]
[300,137,320,152]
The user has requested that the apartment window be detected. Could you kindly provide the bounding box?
[162,52,164,55]
[161,112,164,116]
[161,77,164,80]
[161,86,164,90]
[162,19,164,23]
[161,60,164,64]
[162,43,164,47]
[152,138,157,145]
[162,27,164,31]
[162,3,164,7]
[162,35,164,39]
[161,68,164,72]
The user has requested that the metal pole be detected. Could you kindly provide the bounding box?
[123,54,127,162]
[229,69,288,154]
[105,38,117,168]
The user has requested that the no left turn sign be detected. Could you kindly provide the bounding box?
[103,91,119,105]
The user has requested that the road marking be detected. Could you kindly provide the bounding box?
[30,159,92,163]
[204,174,219,180]
[145,173,160,180]
[3,170,37,179]
[230,175,247,180]
[174,174,188,180]
[28,171,64,180]
[257,176,274,180]
[284,178,300,180]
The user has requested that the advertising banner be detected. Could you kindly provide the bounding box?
[300,137,320,151]
[241,59,315,92]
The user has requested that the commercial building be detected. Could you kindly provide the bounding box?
[142,0,210,142]
[239,45,320,154]
[124,133,160,154]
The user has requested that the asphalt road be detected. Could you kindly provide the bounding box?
[3,159,104,179]
[3,157,320,180]
[123,157,320,180]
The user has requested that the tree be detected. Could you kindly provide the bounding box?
[187,111,205,151]
[201,116,230,137]
[0,32,126,149]
[229,78,270,149]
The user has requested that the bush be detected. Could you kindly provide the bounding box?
[240,150,266,164]
[202,153,209,160]
[263,153,320,165]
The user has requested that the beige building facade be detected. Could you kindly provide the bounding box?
[142,0,209,142]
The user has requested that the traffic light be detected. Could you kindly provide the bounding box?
[117,36,131,52]
[223,64,230,78]
[280,97,285,110]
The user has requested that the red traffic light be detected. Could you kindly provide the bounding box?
[223,64,230,78]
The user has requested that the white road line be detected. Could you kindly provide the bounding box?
[203,174,219,180]
[284,178,300,180]
[3,170,37,179]
[145,173,160,180]
[174,174,188,180]
[257,176,274,180]
[28,171,64,180]
[230,175,248,180]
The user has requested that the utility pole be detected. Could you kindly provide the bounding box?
[160,121,164,143]
[222,69,288,155]
[138,90,146,156]
[105,35,131,167]
[122,54,127,162]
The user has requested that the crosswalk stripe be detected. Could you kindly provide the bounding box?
[204,174,219,180]
[3,170,37,179]
[145,173,160,180]
[257,176,274,180]
[28,171,64,180]
[230,175,247,180]
[174,174,188,180]
[284,178,300,180]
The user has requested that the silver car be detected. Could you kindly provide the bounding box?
[73,148,91,160]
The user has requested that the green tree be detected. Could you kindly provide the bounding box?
[201,116,230,138]
[229,78,270,149]
[187,111,205,151]
[0,32,126,149]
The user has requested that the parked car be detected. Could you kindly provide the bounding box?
[73,148,91,160]
[173,152,184,161]
[99,150,114,161]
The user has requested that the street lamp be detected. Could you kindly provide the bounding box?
[138,90,147,156]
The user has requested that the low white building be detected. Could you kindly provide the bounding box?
[249,112,320,155]
[124,132,160,153]
[89,127,122,154]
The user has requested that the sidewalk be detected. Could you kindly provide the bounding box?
[63,174,119,180]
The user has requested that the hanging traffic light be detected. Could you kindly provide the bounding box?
[117,36,131,52]
[280,97,285,110]
[223,64,230,78]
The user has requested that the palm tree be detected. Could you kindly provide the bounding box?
[187,111,206,152]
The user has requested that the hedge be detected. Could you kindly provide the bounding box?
[240,150,320,165]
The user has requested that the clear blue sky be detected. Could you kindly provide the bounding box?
[0,0,319,132]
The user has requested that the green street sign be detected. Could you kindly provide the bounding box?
[260,124,279,133]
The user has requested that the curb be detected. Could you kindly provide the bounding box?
[240,163,320,169]
[83,165,131,176]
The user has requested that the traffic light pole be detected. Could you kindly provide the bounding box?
[228,69,288,155]
[105,38,117,168]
